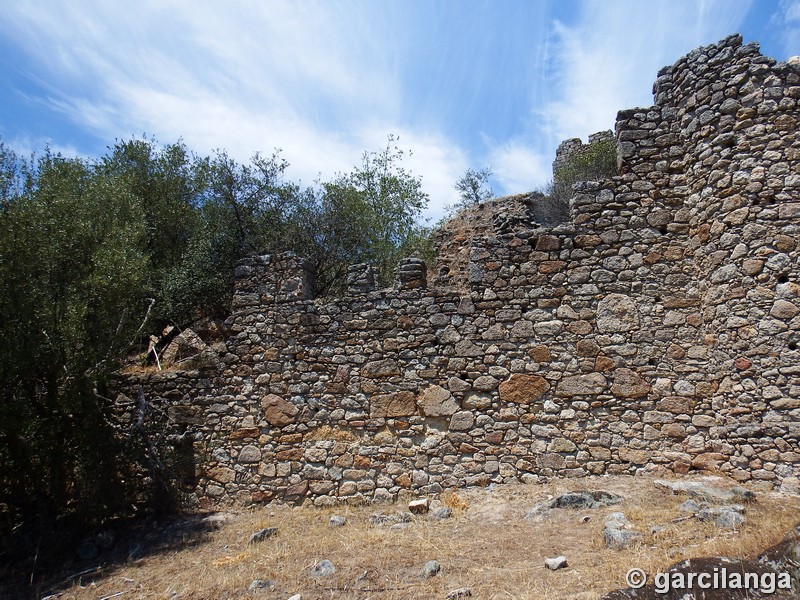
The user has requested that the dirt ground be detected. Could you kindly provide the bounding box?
[32,474,800,600]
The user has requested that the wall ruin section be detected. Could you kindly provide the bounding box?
[119,35,800,507]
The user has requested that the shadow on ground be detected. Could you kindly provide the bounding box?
[0,512,228,600]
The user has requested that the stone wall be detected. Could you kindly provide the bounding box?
[119,35,800,507]
[552,130,615,177]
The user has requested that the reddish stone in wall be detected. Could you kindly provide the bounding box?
[369,391,416,418]
[262,394,299,427]
[498,374,550,404]
[611,368,651,398]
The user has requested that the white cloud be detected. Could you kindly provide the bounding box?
[488,141,552,196]
[540,0,753,145]
[4,135,82,161]
[0,0,466,221]
[391,131,469,222]
[480,0,753,199]
[0,0,761,223]
[772,0,800,58]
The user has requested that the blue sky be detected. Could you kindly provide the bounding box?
[1,0,799,220]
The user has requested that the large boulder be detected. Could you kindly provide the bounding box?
[611,368,651,398]
[370,391,416,418]
[557,373,607,396]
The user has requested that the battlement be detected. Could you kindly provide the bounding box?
[120,35,800,507]
[552,130,614,178]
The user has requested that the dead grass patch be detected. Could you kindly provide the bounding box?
[50,475,799,600]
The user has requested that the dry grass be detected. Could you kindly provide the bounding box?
[119,363,162,375]
[51,474,800,600]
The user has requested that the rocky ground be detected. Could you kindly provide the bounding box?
[17,474,800,600]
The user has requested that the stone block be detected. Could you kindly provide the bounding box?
[370,391,416,418]
[611,368,651,398]
[498,374,550,404]
[597,294,640,333]
[557,373,607,396]
[262,394,299,427]
[449,411,475,431]
[418,385,459,417]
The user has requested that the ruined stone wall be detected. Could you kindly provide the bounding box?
[119,35,800,507]
[552,130,615,177]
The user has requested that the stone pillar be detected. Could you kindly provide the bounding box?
[231,251,315,310]
[273,252,315,303]
[395,258,427,290]
[346,263,377,294]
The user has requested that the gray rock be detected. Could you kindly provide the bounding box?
[597,294,640,333]
[679,499,703,513]
[697,506,746,529]
[447,588,473,599]
[556,373,607,396]
[370,511,412,526]
[248,527,278,544]
[449,411,475,431]
[422,559,441,577]
[372,488,394,504]
[161,328,207,366]
[604,527,642,550]
[604,512,631,529]
[238,444,262,464]
[654,479,756,504]
[545,555,568,570]
[249,579,276,591]
[287,595,303,600]
[329,515,347,527]
[525,499,554,521]
[552,490,623,509]
[203,513,236,529]
[430,507,453,520]
[309,559,336,578]
[417,384,460,416]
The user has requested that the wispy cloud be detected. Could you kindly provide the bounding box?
[0,0,765,221]
[4,134,82,161]
[542,0,753,142]
[771,0,800,58]
[0,1,466,218]
[488,140,553,195]
[482,0,753,193]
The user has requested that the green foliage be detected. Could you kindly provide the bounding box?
[0,141,26,203]
[101,134,432,309]
[100,138,206,325]
[551,137,617,203]
[454,166,493,207]
[0,133,432,564]
[349,135,429,280]
[155,148,297,323]
[0,147,150,550]
[306,136,430,294]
